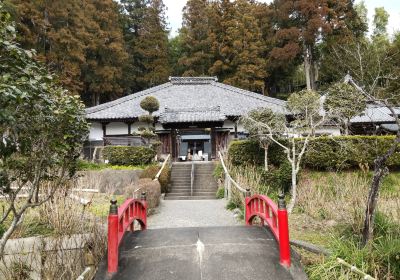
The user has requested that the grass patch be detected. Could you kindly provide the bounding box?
[77,159,150,171]
[87,194,127,218]
[216,187,225,199]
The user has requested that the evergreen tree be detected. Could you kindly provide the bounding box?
[84,0,129,105]
[121,0,170,91]
[178,0,213,76]
[209,0,267,93]
[271,0,360,91]
[135,0,170,88]
[8,0,129,106]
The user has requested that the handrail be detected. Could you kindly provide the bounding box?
[108,194,147,273]
[337,258,375,280]
[190,160,194,196]
[218,151,247,200]
[245,193,291,268]
[154,154,171,181]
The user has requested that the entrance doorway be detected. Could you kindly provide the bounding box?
[177,130,212,161]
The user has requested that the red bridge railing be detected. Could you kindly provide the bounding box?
[245,192,291,267]
[107,193,147,274]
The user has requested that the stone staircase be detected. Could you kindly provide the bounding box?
[165,162,217,200]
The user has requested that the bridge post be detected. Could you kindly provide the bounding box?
[141,192,148,230]
[108,198,119,273]
[245,189,251,225]
[277,194,291,268]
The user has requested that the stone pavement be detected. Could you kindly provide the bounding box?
[147,199,241,229]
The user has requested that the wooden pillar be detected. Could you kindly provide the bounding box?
[171,129,177,160]
[211,128,216,159]
[234,122,238,139]
[102,123,107,137]
[126,122,132,135]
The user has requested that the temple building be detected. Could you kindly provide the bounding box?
[85,77,287,160]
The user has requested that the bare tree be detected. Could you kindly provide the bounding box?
[328,37,400,245]
[244,90,325,213]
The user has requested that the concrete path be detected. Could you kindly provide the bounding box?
[95,226,307,280]
[148,199,241,229]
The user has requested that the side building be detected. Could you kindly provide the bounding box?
[85,77,287,160]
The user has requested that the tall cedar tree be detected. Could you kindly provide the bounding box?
[270,0,359,91]
[8,0,128,106]
[209,0,267,93]
[122,0,170,91]
[135,0,170,88]
[179,0,213,76]
[120,0,148,92]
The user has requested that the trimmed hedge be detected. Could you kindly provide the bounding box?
[228,140,264,166]
[303,136,400,170]
[228,136,400,170]
[103,146,156,166]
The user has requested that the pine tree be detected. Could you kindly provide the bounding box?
[178,0,213,76]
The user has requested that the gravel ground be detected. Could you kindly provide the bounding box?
[148,199,242,229]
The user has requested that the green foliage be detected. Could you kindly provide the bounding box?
[287,90,321,127]
[9,0,129,106]
[260,161,292,192]
[138,114,154,124]
[140,96,160,114]
[228,140,287,167]
[231,136,400,171]
[213,163,224,180]
[140,164,170,193]
[303,136,400,170]
[228,140,264,166]
[103,146,156,166]
[308,212,400,280]
[76,160,148,171]
[216,187,225,199]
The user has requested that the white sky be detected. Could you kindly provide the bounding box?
[164,0,400,37]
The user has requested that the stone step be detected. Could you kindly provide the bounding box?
[167,191,216,196]
[164,195,216,200]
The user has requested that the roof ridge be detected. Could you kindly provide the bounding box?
[213,82,286,107]
[85,82,173,115]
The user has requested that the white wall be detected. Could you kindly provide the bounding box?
[131,121,147,133]
[88,122,103,141]
[106,122,128,135]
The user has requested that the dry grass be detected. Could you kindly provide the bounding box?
[0,190,107,280]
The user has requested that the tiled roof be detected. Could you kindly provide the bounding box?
[160,106,225,123]
[350,105,399,124]
[85,77,287,120]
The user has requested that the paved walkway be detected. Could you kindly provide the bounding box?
[95,226,307,280]
[148,199,241,229]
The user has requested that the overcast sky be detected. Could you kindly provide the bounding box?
[164,0,400,37]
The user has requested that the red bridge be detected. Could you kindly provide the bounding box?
[95,192,306,280]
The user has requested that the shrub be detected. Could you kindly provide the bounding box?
[228,140,264,166]
[140,164,171,193]
[303,136,400,170]
[103,146,156,166]
[228,136,400,171]
[125,178,161,209]
[140,96,159,114]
